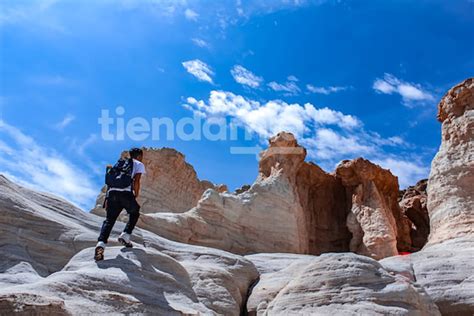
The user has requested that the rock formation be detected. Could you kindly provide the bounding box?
[135,132,354,256]
[2,78,472,315]
[399,179,430,250]
[0,174,453,315]
[261,133,351,254]
[91,148,227,217]
[377,78,474,315]
[380,237,474,316]
[336,158,412,259]
[246,253,440,315]
[127,133,412,259]
[0,175,258,315]
[427,78,474,245]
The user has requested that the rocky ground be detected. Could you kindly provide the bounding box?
[0,78,472,315]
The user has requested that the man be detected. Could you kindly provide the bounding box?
[94,148,146,261]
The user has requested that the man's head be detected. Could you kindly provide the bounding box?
[129,148,144,162]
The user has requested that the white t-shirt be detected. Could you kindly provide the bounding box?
[109,159,146,192]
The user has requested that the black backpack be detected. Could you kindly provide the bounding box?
[105,158,134,189]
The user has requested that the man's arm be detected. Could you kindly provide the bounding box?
[133,174,142,198]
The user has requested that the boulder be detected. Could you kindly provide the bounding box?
[246,252,440,315]
[380,237,474,316]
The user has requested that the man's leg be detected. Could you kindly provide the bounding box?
[98,192,123,243]
[123,192,141,234]
[118,192,140,247]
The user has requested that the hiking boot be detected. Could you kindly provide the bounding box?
[94,241,106,261]
[118,232,133,248]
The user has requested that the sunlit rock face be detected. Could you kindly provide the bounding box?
[336,158,413,259]
[427,78,474,245]
[134,132,415,259]
[379,78,474,316]
[246,253,441,316]
[139,132,350,256]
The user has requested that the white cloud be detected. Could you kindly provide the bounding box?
[54,114,75,130]
[182,59,214,83]
[303,129,376,160]
[0,120,98,209]
[373,158,430,188]
[268,79,301,96]
[305,106,360,129]
[230,65,263,88]
[184,90,429,187]
[373,73,435,106]
[184,8,199,21]
[185,90,361,140]
[191,38,209,48]
[74,134,98,156]
[307,84,348,95]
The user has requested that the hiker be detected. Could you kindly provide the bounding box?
[94,148,146,261]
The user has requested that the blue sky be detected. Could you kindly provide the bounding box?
[1,0,473,209]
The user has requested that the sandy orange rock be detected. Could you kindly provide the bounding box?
[335,158,412,259]
[427,78,474,245]
[399,179,429,251]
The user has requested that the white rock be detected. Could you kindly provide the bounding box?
[246,252,440,315]
[381,238,474,315]
[0,174,258,315]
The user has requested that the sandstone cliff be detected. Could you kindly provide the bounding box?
[427,78,474,245]
[376,78,474,315]
[126,133,412,259]
[336,158,412,259]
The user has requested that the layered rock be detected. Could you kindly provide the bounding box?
[137,132,353,256]
[399,179,430,250]
[336,158,412,259]
[378,78,474,315]
[0,175,258,315]
[124,132,416,259]
[139,170,308,254]
[1,174,460,316]
[427,78,474,245]
[246,252,440,315]
[92,148,226,217]
[261,133,351,254]
[380,237,474,316]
